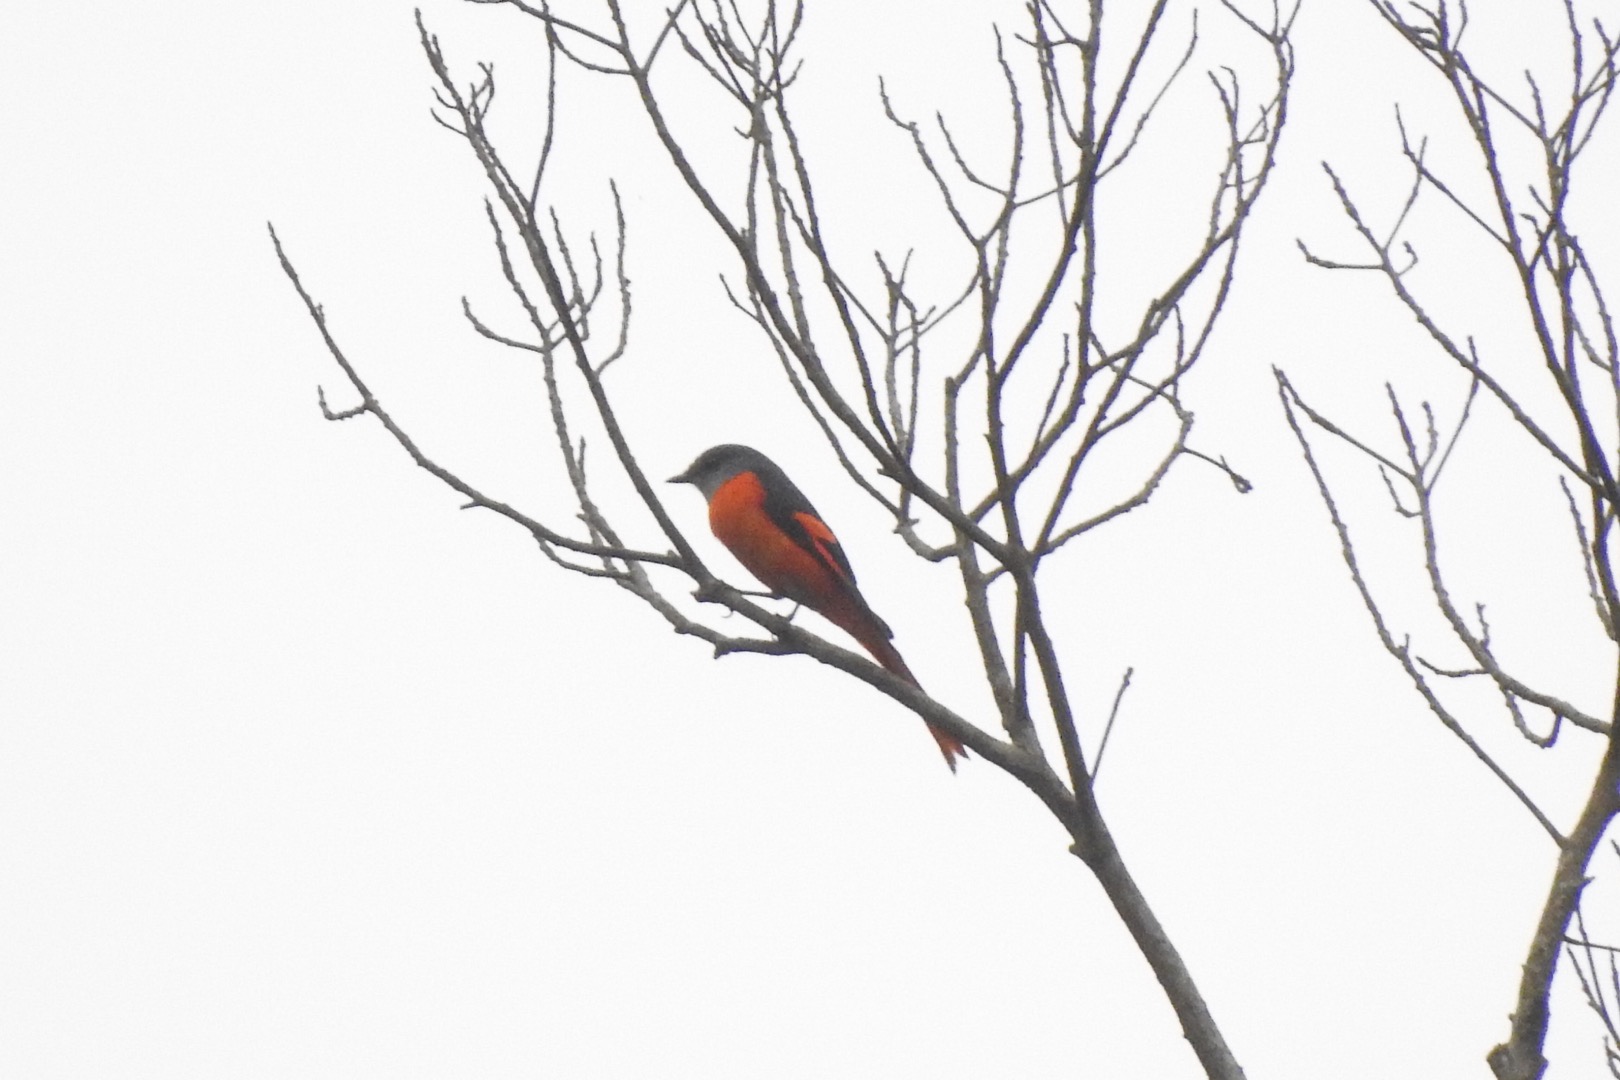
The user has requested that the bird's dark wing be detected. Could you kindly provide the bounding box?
[756,465,896,640]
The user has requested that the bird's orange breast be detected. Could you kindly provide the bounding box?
[707,470,837,608]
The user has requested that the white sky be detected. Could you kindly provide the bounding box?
[2,1,1616,1077]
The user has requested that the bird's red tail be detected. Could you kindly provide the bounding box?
[856,629,968,773]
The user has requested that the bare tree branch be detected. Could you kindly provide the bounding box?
[1285,5,1620,1074]
[280,4,1297,1077]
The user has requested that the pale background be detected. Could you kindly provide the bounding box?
[2,2,1614,1077]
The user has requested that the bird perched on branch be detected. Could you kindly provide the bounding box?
[670,444,965,771]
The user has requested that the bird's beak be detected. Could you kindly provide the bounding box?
[668,468,692,485]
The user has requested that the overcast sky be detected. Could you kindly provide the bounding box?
[3,2,1616,1078]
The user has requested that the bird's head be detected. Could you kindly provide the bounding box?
[668,444,772,500]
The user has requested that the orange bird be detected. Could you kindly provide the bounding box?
[670,444,966,771]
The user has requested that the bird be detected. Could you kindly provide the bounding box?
[670,443,966,771]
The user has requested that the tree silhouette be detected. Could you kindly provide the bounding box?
[1282,3,1620,1076]
[276,2,1293,1076]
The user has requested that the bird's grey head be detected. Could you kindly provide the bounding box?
[668,444,773,499]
